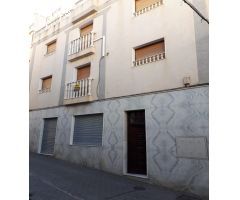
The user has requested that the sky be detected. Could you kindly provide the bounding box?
[27,0,77,27]
[30,0,76,16]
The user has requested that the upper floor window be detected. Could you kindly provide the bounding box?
[80,23,93,37]
[133,39,165,67]
[39,76,52,93]
[134,0,163,16]
[77,64,91,80]
[46,41,56,54]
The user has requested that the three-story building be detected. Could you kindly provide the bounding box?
[29,0,209,197]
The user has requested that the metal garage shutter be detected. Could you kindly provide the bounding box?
[73,114,103,146]
[41,118,57,155]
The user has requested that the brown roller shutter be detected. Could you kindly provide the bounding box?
[47,41,56,54]
[80,24,93,37]
[42,76,52,90]
[135,40,165,60]
[135,0,160,11]
[77,65,90,80]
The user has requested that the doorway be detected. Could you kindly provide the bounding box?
[127,110,146,175]
[40,118,57,155]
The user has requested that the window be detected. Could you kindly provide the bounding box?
[40,76,52,93]
[72,114,103,146]
[134,39,165,66]
[135,0,163,16]
[46,41,56,54]
[77,64,91,80]
[80,23,93,37]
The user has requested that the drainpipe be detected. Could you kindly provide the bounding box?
[93,35,106,99]
[93,36,106,57]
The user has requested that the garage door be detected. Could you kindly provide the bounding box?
[73,114,103,146]
[41,118,57,155]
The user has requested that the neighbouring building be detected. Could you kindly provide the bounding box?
[29,0,209,198]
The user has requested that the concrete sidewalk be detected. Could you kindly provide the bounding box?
[29,153,203,200]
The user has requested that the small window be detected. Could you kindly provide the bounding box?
[73,114,103,146]
[80,23,93,37]
[46,41,56,54]
[77,64,90,80]
[135,0,163,16]
[40,76,52,93]
[134,39,165,66]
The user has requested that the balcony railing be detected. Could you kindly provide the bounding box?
[133,52,165,67]
[68,32,95,56]
[64,78,93,100]
[134,0,163,16]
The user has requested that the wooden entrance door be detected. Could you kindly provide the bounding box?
[127,110,146,175]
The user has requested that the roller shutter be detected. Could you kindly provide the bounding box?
[41,118,57,155]
[135,40,165,60]
[73,114,103,146]
[47,41,56,54]
[80,24,93,37]
[135,0,161,12]
[77,65,90,80]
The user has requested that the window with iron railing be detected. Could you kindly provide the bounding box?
[68,23,94,56]
[64,64,92,100]
[133,39,165,67]
[134,0,163,16]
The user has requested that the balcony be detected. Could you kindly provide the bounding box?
[63,78,93,105]
[72,0,98,24]
[68,32,95,62]
[133,52,166,67]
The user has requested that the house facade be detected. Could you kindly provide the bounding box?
[29,0,209,197]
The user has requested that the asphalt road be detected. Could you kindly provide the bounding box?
[29,153,202,200]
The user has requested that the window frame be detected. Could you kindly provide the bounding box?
[71,113,104,147]
[39,75,52,93]
[76,64,91,81]
[133,38,166,67]
[133,0,163,16]
[74,63,91,81]
[46,40,57,55]
[80,23,93,37]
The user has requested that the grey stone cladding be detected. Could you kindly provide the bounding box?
[29,86,209,197]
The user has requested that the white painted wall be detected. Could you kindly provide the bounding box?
[105,0,199,98]
[29,0,208,109]
[65,14,104,101]
[29,31,67,109]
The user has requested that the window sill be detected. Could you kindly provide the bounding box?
[133,0,163,17]
[38,89,51,94]
[133,52,166,67]
[44,51,56,57]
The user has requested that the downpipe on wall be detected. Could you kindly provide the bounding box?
[93,36,106,99]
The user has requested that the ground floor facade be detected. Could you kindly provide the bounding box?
[29,85,209,198]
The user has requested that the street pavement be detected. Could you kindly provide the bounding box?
[29,153,203,200]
